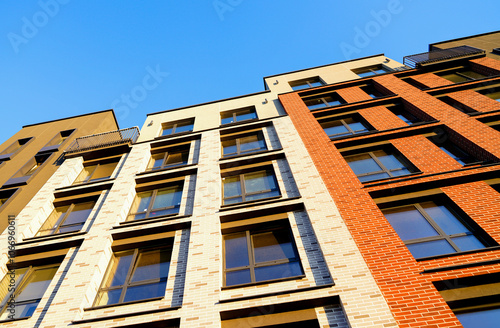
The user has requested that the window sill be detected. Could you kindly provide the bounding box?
[222,274,306,290]
[85,296,164,311]
[20,231,86,245]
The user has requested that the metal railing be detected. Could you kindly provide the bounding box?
[403,46,485,69]
[65,127,139,154]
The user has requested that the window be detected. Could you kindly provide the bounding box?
[303,93,345,110]
[0,264,59,320]
[436,68,487,83]
[36,201,95,236]
[428,138,478,165]
[39,129,74,153]
[353,65,391,77]
[223,225,302,286]
[0,137,31,161]
[0,189,17,208]
[289,77,324,91]
[345,148,414,182]
[221,131,267,157]
[148,147,189,170]
[360,85,384,99]
[222,169,280,205]
[437,96,475,113]
[73,161,119,184]
[320,115,372,139]
[480,88,500,102]
[382,200,489,258]
[3,153,52,187]
[94,245,172,306]
[161,119,194,136]
[221,107,257,125]
[127,184,183,221]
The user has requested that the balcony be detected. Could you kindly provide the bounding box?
[403,46,485,69]
[65,127,139,155]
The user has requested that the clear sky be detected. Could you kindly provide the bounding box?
[0,0,498,144]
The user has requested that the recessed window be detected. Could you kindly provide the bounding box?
[320,115,372,139]
[436,68,487,83]
[127,184,183,221]
[94,245,172,306]
[223,224,302,286]
[221,131,267,157]
[36,201,95,236]
[360,85,384,99]
[382,200,490,258]
[428,137,479,165]
[0,137,32,161]
[437,96,476,113]
[39,129,74,153]
[0,264,59,320]
[222,169,280,205]
[353,65,391,77]
[344,148,415,182]
[221,107,257,125]
[0,189,17,208]
[303,93,345,110]
[73,160,119,184]
[148,147,189,171]
[480,87,500,102]
[161,119,194,136]
[289,77,324,91]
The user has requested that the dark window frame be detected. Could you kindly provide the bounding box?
[127,183,184,221]
[222,168,280,205]
[73,160,120,185]
[319,114,373,139]
[289,77,325,91]
[303,93,346,110]
[221,131,267,157]
[220,107,258,125]
[353,65,391,77]
[148,146,190,171]
[36,200,96,237]
[428,137,479,166]
[161,119,195,136]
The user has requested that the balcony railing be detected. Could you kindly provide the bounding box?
[65,127,139,154]
[403,46,485,69]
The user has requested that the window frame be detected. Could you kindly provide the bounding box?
[73,160,120,185]
[94,244,173,307]
[161,118,194,137]
[319,114,373,139]
[435,66,489,83]
[223,224,303,287]
[344,147,415,182]
[0,137,32,161]
[428,138,479,166]
[148,146,190,171]
[36,200,96,237]
[303,93,346,110]
[221,131,267,158]
[352,65,391,77]
[222,168,281,205]
[127,183,184,221]
[0,264,59,320]
[289,77,325,91]
[220,107,258,125]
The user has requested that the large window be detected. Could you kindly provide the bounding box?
[73,161,118,184]
[352,65,391,77]
[222,169,280,205]
[0,137,31,161]
[387,105,421,125]
[436,68,487,83]
[161,119,194,136]
[94,245,172,306]
[345,148,414,182]
[221,131,267,157]
[303,93,345,110]
[36,201,95,236]
[127,184,183,221]
[0,264,59,320]
[223,225,302,287]
[39,129,74,153]
[382,200,489,258]
[289,77,324,91]
[221,107,257,125]
[480,87,500,102]
[148,147,189,170]
[320,115,372,139]
[428,138,478,165]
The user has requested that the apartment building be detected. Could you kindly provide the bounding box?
[0,110,120,233]
[280,42,500,327]
[0,54,403,327]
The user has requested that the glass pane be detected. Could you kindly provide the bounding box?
[224,197,243,205]
[174,122,193,133]
[161,127,173,136]
[460,70,486,80]
[291,83,308,91]
[310,81,323,87]
[407,239,456,258]
[225,233,249,269]
[74,166,95,184]
[452,235,485,252]
[0,301,38,319]
[90,162,117,181]
[253,229,296,263]
[485,90,500,101]
[95,288,122,306]
[130,249,171,282]
[222,139,237,156]
[375,150,406,170]
[305,98,327,109]
[225,269,251,286]
[358,172,390,182]
[440,73,469,83]
[223,176,242,199]
[321,120,350,137]
[391,168,411,177]
[16,266,58,302]
[383,205,439,240]
[239,135,266,153]
[396,112,418,125]
[123,281,167,302]
[37,206,69,236]
[254,262,302,282]
[244,171,277,194]
[150,153,165,170]
[456,307,500,328]
[346,154,382,175]
[130,191,153,215]
[0,268,27,304]
[221,112,235,125]
[344,118,368,133]
[62,202,94,226]
[235,109,257,122]
[151,186,182,211]
[165,151,188,167]
[104,251,134,287]
[422,202,469,235]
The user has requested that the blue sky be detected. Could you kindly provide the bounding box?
[0,1,498,144]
